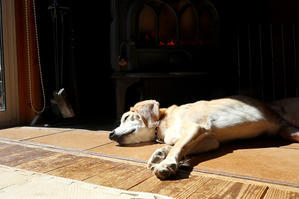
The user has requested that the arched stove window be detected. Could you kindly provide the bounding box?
[158,4,177,46]
[136,0,218,48]
[138,6,156,47]
[180,5,198,46]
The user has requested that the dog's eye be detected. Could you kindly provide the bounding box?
[124,115,129,122]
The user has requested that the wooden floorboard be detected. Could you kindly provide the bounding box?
[191,144,299,185]
[89,141,167,161]
[0,142,10,149]
[0,165,171,199]
[47,157,121,181]
[85,164,153,190]
[186,179,267,199]
[1,149,54,167]
[0,126,70,141]
[26,129,112,150]
[0,144,32,156]
[16,153,83,173]
[264,188,299,199]
[1,127,299,198]
[0,140,298,198]
[129,174,203,198]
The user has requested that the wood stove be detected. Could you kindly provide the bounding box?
[111,0,221,117]
[111,0,219,72]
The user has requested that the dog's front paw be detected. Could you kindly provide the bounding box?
[150,158,178,180]
[147,146,172,169]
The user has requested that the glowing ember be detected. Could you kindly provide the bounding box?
[159,40,175,47]
[145,34,150,40]
[144,32,156,40]
[144,32,177,47]
[167,40,175,46]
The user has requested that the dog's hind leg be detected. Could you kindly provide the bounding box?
[150,123,219,179]
[279,126,299,142]
[188,135,220,155]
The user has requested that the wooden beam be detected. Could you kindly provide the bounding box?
[15,0,42,124]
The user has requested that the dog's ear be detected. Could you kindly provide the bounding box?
[131,100,160,128]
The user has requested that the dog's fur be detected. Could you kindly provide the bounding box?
[110,96,299,179]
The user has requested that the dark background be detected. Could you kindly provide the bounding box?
[38,0,114,125]
[37,0,299,126]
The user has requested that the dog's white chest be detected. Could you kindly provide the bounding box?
[164,128,182,145]
[162,117,184,145]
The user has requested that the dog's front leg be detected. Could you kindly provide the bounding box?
[147,145,172,169]
[150,124,215,179]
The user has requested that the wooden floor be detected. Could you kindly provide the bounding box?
[0,126,299,198]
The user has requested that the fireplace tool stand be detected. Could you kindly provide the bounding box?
[48,0,74,118]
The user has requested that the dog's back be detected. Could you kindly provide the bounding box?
[168,96,284,142]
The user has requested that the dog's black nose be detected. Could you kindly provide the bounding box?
[109,130,116,140]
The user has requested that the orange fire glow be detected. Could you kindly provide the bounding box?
[159,40,176,46]
[144,32,177,47]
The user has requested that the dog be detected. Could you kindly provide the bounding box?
[109,96,299,179]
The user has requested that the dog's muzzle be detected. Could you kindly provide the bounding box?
[109,129,136,143]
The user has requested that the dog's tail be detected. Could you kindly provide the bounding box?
[279,126,299,142]
[269,97,299,129]
[269,97,299,142]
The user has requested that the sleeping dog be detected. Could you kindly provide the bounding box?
[109,96,299,179]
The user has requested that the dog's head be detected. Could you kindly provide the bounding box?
[109,100,160,145]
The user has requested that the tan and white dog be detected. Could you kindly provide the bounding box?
[109,96,299,179]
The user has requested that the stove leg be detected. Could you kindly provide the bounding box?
[115,78,140,119]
